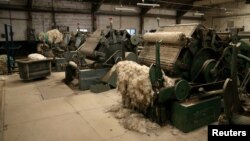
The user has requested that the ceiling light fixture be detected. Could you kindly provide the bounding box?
[114,7,136,11]
[137,3,160,7]
[225,11,232,15]
[193,11,205,16]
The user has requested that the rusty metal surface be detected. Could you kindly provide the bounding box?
[138,44,182,71]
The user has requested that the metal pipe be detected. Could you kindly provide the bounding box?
[202,89,224,97]
[238,54,250,63]
[231,42,241,113]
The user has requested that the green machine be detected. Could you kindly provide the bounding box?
[65,21,138,92]
[137,24,250,132]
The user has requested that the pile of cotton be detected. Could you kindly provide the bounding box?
[38,29,63,44]
[38,32,46,42]
[0,55,8,74]
[46,29,63,44]
[28,53,47,61]
[107,105,160,134]
[115,61,154,112]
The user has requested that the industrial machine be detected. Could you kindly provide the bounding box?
[0,24,21,74]
[37,28,88,72]
[65,21,138,92]
[216,31,250,125]
[128,23,250,132]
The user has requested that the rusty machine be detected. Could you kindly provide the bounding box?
[65,21,138,92]
[131,23,250,132]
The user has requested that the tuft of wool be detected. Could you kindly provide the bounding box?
[39,29,63,44]
[115,61,154,112]
[0,55,8,74]
[107,104,160,134]
[46,29,63,44]
[68,61,78,68]
[28,53,47,60]
[163,75,175,88]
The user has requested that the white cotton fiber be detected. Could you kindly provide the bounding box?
[0,55,8,74]
[46,29,63,44]
[107,104,160,134]
[115,61,154,112]
[28,53,47,60]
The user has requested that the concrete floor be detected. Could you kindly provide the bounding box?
[0,72,208,141]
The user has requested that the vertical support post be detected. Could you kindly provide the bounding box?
[52,0,56,29]
[155,41,163,88]
[121,40,125,60]
[231,42,241,113]
[157,17,160,27]
[109,17,113,30]
[176,16,181,24]
[4,24,11,74]
[27,11,33,39]
[91,12,97,32]
[139,14,143,34]
[155,42,161,80]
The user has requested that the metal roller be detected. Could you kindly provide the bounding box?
[143,32,186,45]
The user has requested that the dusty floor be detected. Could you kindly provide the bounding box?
[0,72,208,141]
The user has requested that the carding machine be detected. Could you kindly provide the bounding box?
[136,23,250,132]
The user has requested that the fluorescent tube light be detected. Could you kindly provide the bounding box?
[115,7,136,11]
[137,3,160,7]
[193,11,205,16]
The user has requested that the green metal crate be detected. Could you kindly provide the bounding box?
[171,96,221,132]
[17,59,52,80]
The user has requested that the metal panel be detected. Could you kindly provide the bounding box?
[78,68,109,90]
[171,96,221,132]
[54,58,66,72]
[16,59,52,80]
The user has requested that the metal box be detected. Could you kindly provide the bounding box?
[54,58,66,72]
[171,96,221,132]
[78,68,110,90]
[16,59,52,80]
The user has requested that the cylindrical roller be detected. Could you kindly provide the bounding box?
[143,32,186,45]
[125,52,137,62]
